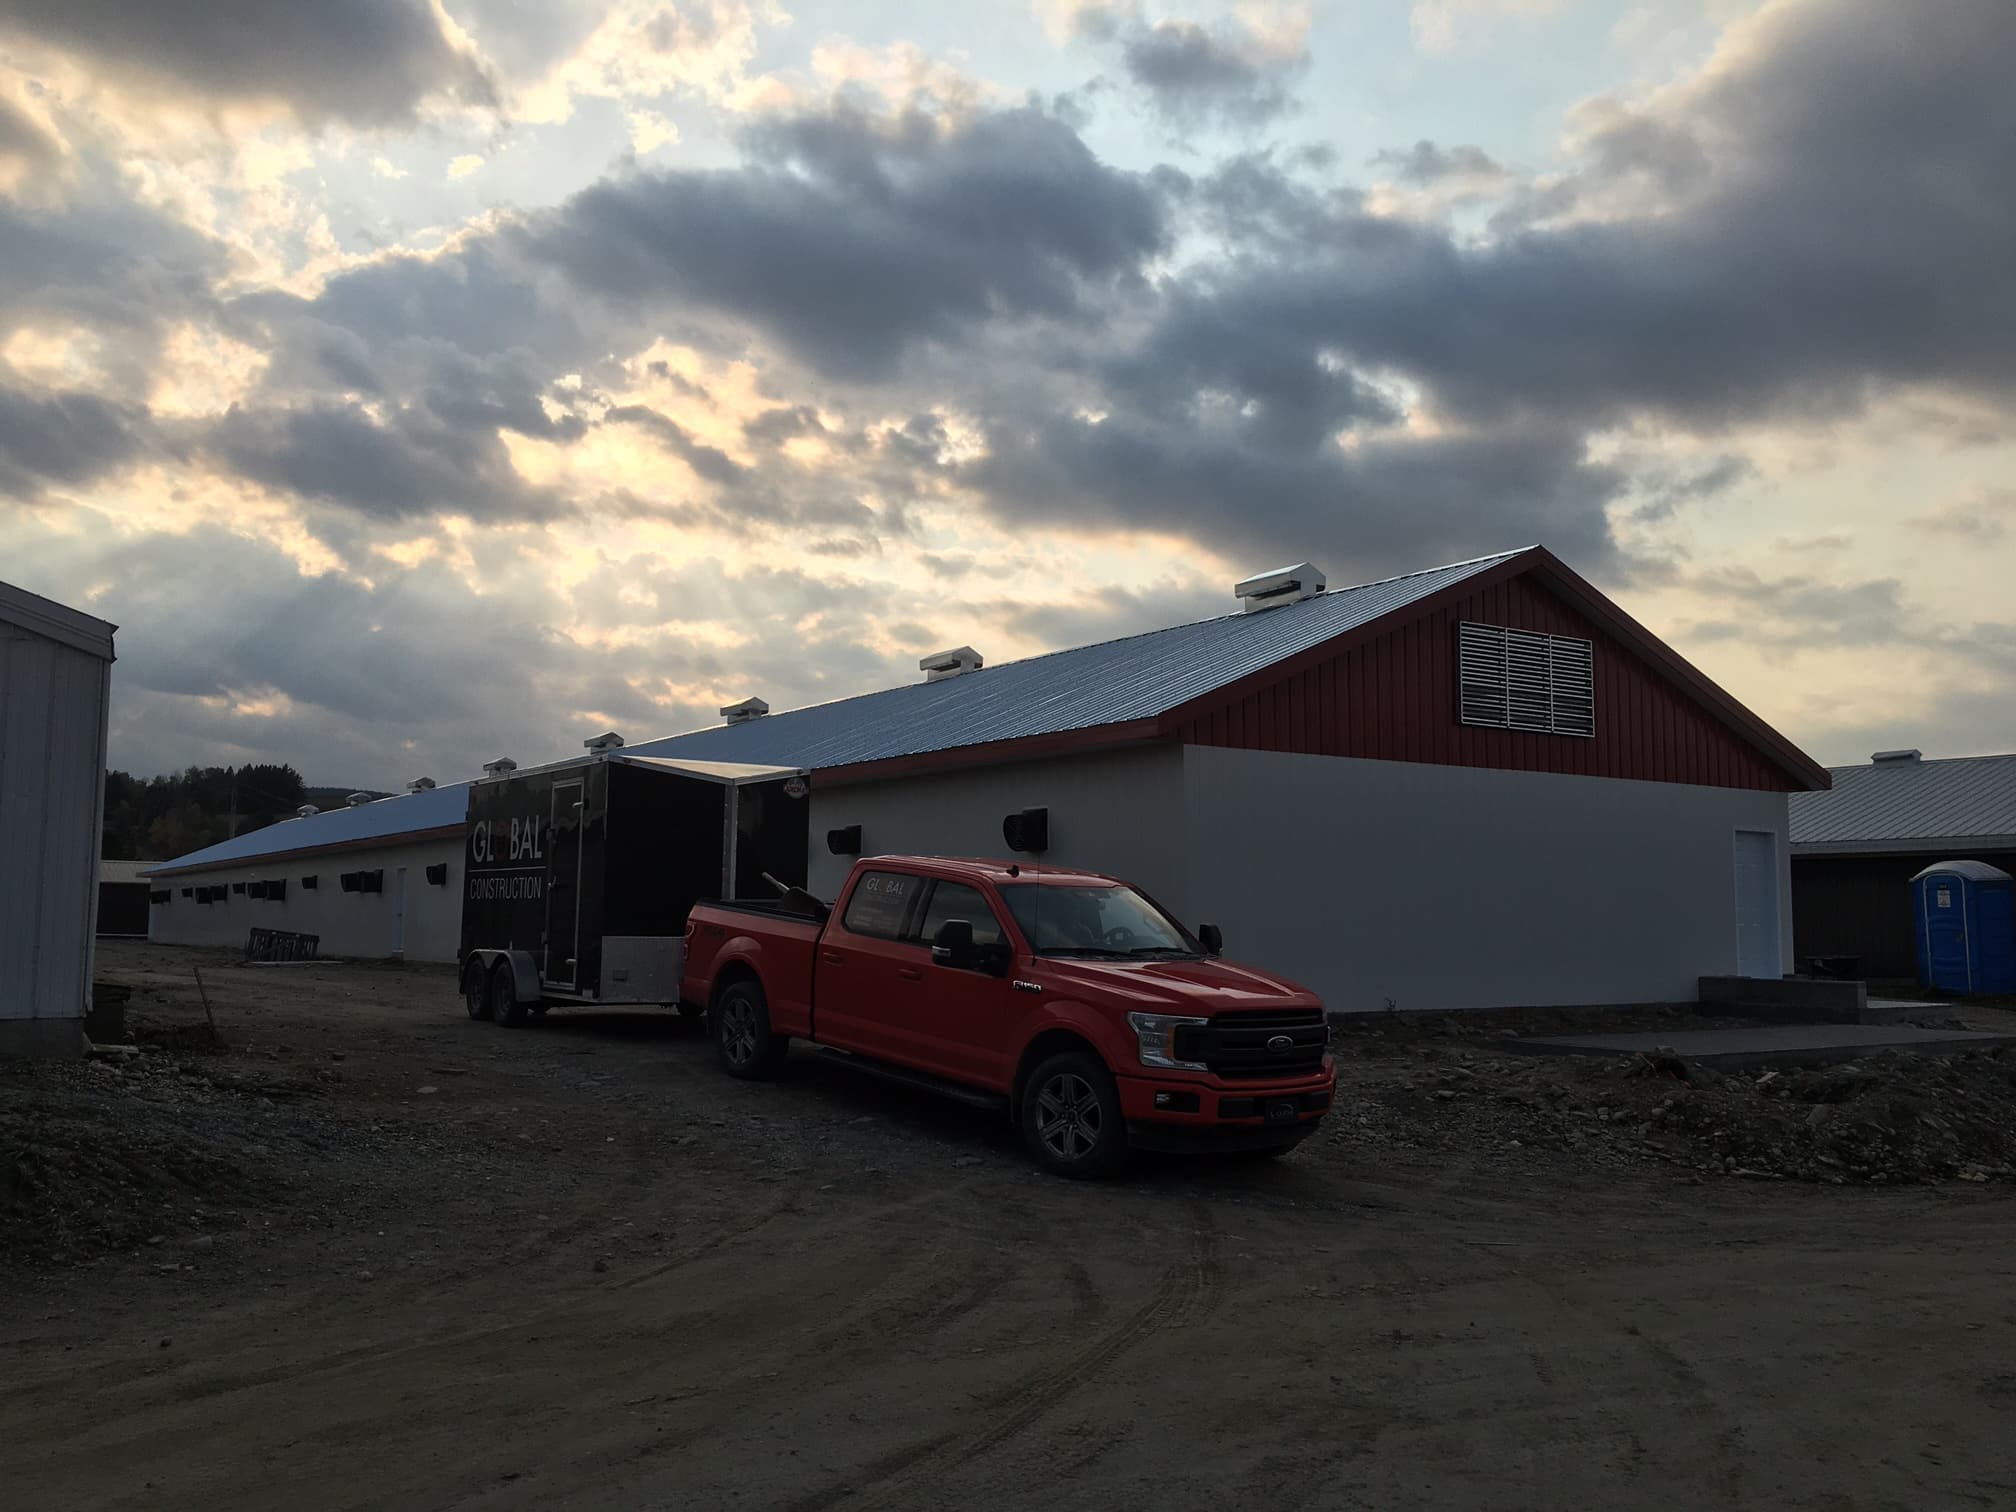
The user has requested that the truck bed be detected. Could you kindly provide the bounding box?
[697,895,830,925]
[682,898,826,1034]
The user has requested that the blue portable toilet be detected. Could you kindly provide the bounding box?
[1911,860,2016,994]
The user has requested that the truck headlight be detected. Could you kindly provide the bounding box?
[1126,1011,1209,1071]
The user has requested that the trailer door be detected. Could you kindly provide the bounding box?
[546,778,585,986]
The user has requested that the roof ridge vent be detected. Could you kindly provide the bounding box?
[481,757,518,775]
[920,646,983,682]
[1234,562,1327,612]
[406,776,437,794]
[583,730,625,752]
[721,697,770,725]
[295,804,320,819]
[345,792,375,807]
[1871,749,1922,764]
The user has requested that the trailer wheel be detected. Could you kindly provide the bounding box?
[713,980,787,1079]
[464,964,493,1020]
[489,968,529,1027]
[1019,1051,1128,1180]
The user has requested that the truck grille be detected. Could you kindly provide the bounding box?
[1174,1009,1329,1079]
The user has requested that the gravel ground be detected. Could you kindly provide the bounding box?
[5,943,2016,1511]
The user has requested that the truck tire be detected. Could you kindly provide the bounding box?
[464,964,493,1020]
[713,980,788,1079]
[489,968,529,1027]
[1019,1051,1128,1180]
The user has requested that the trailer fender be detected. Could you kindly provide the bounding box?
[464,948,542,1006]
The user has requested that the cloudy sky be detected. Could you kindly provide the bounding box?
[2,0,2010,787]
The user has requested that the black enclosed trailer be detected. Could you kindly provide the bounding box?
[457,752,809,1024]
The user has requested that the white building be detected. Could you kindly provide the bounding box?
[146,783,471,963]
[1,581,116,1056]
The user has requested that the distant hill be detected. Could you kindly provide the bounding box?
[105,767,393,861]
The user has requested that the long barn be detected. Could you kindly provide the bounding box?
[148,545,1828,1014]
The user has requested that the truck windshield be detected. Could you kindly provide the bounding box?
[998,884,1198,958]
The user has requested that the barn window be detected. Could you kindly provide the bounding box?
[150,889,171,905]
[1458,622,1596,738]
[425,863,448,886]
[301,875,318,890]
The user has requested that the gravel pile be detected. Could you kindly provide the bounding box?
[0,1047,473,1267]
[1334,1042,2016,1185]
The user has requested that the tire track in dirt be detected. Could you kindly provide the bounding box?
[777,1200,1221,1512]
[152,1176,987,1420]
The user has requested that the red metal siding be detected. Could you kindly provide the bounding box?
[1166,570,1793,791]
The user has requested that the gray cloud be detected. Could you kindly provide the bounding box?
[0,0,493,126]
[0,385,153,496]
[1117,18,1304,128]
[518,102,1173,378]
[1158,1,2016,432]
[1627,454,1756,524]
[965,411,1618,580]
[1372,140,1507,186]
[0,91,61,180]
[208,401,562,522]
[0,196,229,396]
[1911,489,2014,542]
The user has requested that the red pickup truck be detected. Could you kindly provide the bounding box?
[681,856,1334,1178]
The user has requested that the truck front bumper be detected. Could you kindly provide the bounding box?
[1115,1070,1333,1151]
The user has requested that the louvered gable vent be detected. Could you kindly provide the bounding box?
[1458,622,1595,738]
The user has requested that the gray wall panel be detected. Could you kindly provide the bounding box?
[1181,747,1793,1013]
[806,745,1192,920]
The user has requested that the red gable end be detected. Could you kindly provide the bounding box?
[1160,553,1824,793]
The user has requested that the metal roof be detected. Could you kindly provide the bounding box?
[144,781,472,876]
[1,579,116,661]
[622,550,1527,772]
[1791,753,2016,856]
[147,549,1524,875]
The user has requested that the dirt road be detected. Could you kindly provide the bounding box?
[6,944,2016,1510]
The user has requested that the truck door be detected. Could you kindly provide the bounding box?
[544,778,584,987]
[906,880,1019,1089]
[815,868,925,1056]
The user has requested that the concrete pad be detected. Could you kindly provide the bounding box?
[1502,1022,2016,1071]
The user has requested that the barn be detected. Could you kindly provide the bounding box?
[618,545,1827,1014]
[2,580,117,1056]
[146,545,1828,1012]
[144,780,472,962]
[1790,750,2016,980]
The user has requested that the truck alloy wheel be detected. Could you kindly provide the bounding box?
[1035,1072,1104,1160]
[1020,1051,1126,1179]
[718,994,759,1066]
[713,981,787,1079]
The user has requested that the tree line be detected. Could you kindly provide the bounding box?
[101,765,380,861]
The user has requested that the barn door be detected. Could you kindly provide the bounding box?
[1733,830,1781,979]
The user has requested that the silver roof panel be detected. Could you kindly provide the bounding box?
[1791,752,2016,855]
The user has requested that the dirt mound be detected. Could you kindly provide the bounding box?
[0,1054,320,1264]
[1339,1043,2016,1184]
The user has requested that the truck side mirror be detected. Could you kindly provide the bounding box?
[931,919,976,970]
[1198,923,1223,956]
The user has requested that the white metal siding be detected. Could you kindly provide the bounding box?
[1180,747,1793,1013]
[806,745,1190,917]
[148,836,465,963]
[0,623,112,1027]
